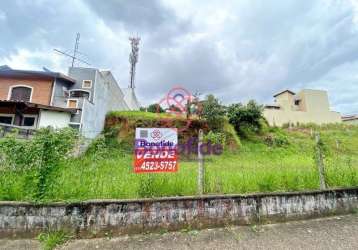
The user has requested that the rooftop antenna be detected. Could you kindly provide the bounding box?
[129,36,140,88]
[54,33,90,67]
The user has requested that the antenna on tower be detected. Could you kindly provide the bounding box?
[54,33,90,67]
[129,36,140,89]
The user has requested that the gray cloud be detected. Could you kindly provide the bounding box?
[0,0,357,114]
[85,0,172,31]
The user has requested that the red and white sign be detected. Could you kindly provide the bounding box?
[134,128,178,173]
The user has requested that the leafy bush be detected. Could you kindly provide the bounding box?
[85,134,126,160]
[263,133,290,147]
[168,104,182,112]
[147,103,165,113]
[227,100,263,137]
[201,95,226,131]
[0,127,78,200]
[204,131,226,145]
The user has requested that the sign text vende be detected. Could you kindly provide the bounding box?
[134,128,178,173]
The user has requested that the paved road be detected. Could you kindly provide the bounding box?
[1,214,357,250]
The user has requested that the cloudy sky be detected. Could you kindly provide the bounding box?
[1,0,358,114]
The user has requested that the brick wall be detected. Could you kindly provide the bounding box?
[0,77,54,105]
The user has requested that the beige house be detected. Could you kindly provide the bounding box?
[263,89,341,126]
[342,115,358,125]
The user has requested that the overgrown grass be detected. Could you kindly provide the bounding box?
[107,110,184,120]
[0,125,357,202]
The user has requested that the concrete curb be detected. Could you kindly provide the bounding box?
[0,187,357,238]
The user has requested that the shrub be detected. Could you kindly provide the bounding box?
[147,103,165,113]
[227,100,263,137]
[263,133,290,147]
[168,104,182,113]
[85,134,125,160]
[201,95,226,131]
[204,131,226,145]
[0,127,78,200]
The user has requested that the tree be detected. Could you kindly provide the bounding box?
[168,104,182,113]
[227,100,263,136]
[147,103,165,113]
[201,95,226,131]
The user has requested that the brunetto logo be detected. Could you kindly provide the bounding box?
[156,86,193,132]
[150,129,162,141]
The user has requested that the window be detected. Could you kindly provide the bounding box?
[82,80,92,89]
[69,123,81,131]
[266,106,280,110]
[67,99,78,108]
[0,114,14,125]
[22,115,37,127]
[294,100,300,106]
[69,90,90,99]
[9,86,33,102]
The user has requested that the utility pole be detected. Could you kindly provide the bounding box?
[54,33,90,67]
[129,37,140,89]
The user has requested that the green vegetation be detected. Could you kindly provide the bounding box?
[37,230,71,250]
[0,112,357,202]
[107,110,175,120]
[227,100,264,137]
[146,103,165,113]
[201,94,226,131]
[0,128,77,201]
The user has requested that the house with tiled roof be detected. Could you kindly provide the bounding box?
[0,65,140,138]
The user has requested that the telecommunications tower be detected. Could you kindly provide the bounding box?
[129,37,140,89]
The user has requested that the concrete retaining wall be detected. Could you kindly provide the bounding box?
[0,187,357,238]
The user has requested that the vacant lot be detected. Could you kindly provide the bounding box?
[1,113,357,202]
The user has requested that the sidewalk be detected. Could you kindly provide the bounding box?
[1,214,357,250]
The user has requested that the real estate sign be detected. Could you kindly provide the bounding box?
[134,128,178,173]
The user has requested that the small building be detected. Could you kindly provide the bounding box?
[0,66,78,133]
[122,87,141,110]
[66,67,134,138]
[0,65,140,138]
[263,89,341,126]
[342,115,358,125]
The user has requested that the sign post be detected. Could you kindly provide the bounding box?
[134,128,178,173]
[197,129,204,195]
[315,132,327,190]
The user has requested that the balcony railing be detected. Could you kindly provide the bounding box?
[0,123,35,139]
